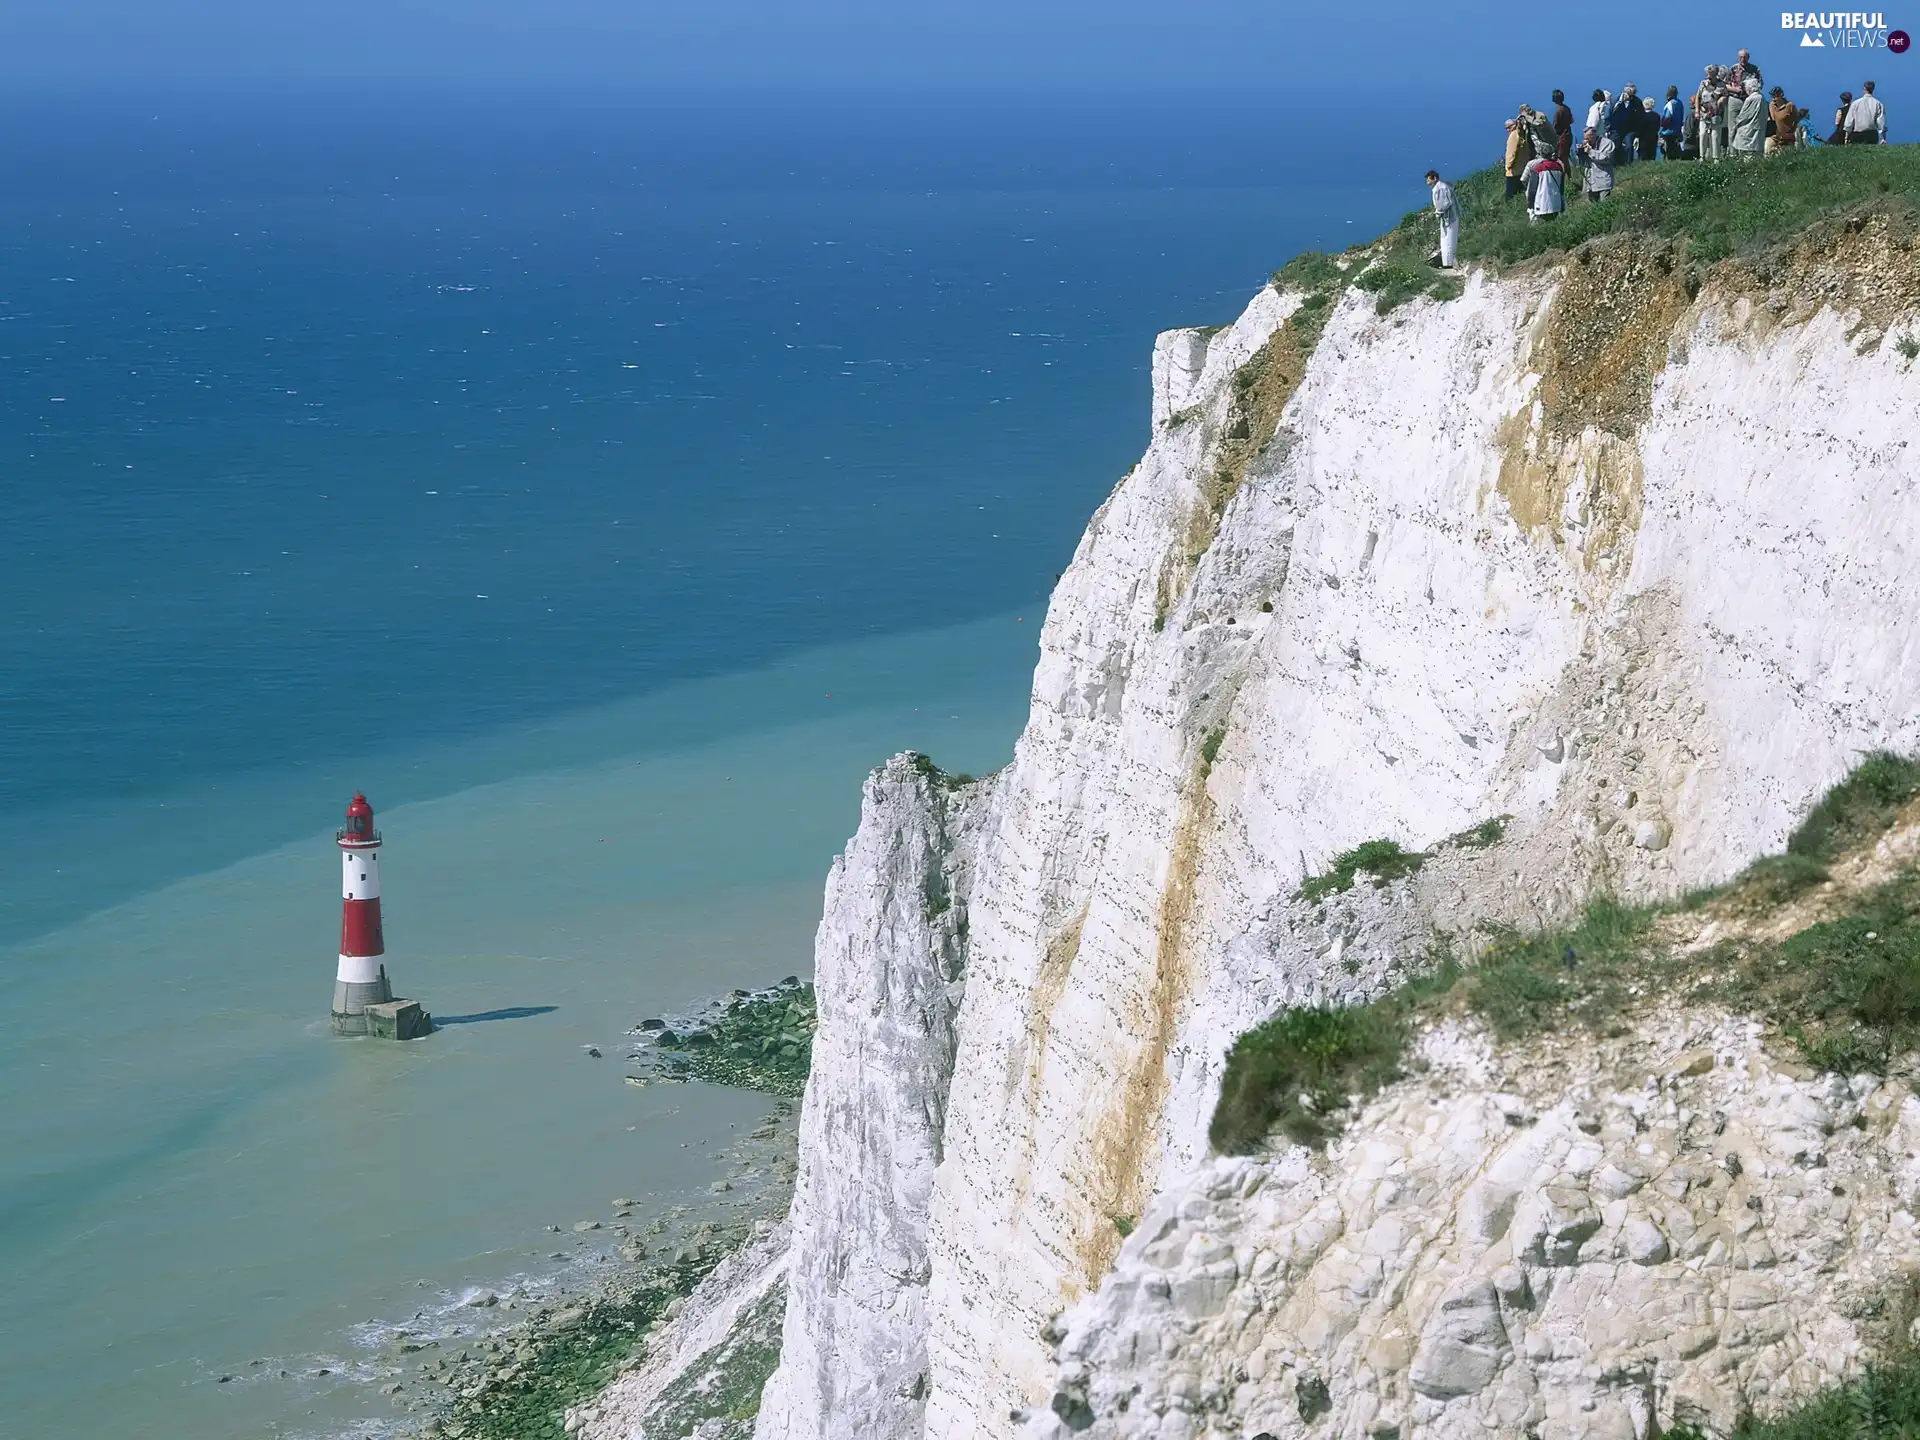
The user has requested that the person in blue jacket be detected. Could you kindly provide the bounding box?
[1658,86,1688,159]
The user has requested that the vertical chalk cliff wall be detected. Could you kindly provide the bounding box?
[753,755,990,1440]
[732,222,1920,1440]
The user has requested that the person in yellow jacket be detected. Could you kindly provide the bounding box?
[1503,116,1528,199]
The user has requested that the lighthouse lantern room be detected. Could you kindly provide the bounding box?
[330,793,428,1038]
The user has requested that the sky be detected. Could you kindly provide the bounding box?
[0,0,1910,107]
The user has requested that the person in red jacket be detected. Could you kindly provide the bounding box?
[1551,89,1576,163]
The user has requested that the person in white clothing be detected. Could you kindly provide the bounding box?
[1524,155,1565,223]
[1575,128,1617,200]
[1695,66,1726,161]
[1426,170,1459,268]
[1585,87,1609,137]
[1845,81,1887,144]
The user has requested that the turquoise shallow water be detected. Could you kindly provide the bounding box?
[0,614,1036,1439]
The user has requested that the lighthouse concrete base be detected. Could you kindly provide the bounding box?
[365,999,433,1040]
[331,968,394,1035]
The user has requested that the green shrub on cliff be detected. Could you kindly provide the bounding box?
[1210,1000,1415,1151]
[1294,838,1426,903]
[1788,750,1920,862]
[1727,868,1920,1075]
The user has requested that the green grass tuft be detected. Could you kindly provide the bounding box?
[1296,838,1427,903]
[1677,884,1725,912]
[1198,726,1226,774]
[1788,750,1920,861]
[1463,898,1657,1041]
[1269,250,1346,293]
[1734,870,1920,1074]
[1737,851,1832,906]
[1351,258,1459,315]
[1447,816,1508,850]
[1898,334,1920,362]
[1210,953,1462,1152]
[1210,1002,1415,1151]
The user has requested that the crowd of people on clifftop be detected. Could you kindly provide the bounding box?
[1422,44,1894,267]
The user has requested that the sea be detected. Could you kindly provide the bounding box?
[0,85,1413,1439]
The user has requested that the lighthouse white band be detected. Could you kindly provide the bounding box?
[336,952,385,985]
[341,849,381,900]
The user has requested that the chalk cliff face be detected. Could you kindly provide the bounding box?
[745,224,1920,1440]
[753,756,990,1440]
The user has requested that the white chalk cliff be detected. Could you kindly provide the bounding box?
[588,215,1920,1440]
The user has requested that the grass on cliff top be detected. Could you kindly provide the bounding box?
[1275,143,1920,313]
[1212,751,1920,1154]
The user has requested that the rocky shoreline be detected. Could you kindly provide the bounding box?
[339,977,815,1440]
[628,978,817,1099]
[424,1215,776,1440]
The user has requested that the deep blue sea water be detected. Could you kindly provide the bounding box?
[0,87,1414,1437]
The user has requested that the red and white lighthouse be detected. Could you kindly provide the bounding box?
[331,792,393,1033]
